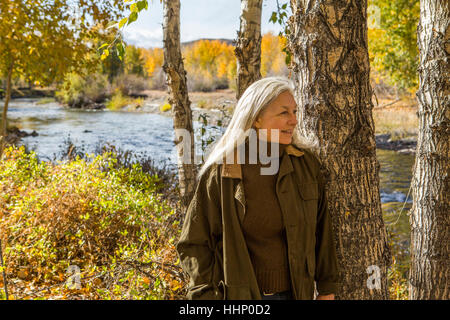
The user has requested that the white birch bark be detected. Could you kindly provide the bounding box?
[409,0,449,300]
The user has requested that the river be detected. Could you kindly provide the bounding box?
[5,99,414,270]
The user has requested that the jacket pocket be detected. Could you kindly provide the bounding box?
[297,182,319,227]
[297,182,319,200]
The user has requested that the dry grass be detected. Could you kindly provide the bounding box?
[142,89,236,111]
[372,94,418,140]
[373,108,418,139]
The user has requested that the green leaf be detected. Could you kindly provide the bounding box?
[285,52,291,66]
[269,12,278,24]
[128,12,138,24]
[116,42,125,61]
[137,0,148,11]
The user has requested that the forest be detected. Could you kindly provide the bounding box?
[0,0,448,301]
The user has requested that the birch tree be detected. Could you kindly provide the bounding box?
[409,0,449,300]
[235,0,263,99]
[162,0,197,209]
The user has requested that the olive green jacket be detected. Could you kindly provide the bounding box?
[176,145,339,300]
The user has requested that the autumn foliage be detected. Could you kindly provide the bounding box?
[368,0,420,92]
[260,32,289,77]
[50,33,290,108]
[142,47,164,78]
[0,146,186,299]
[139,32,289,91]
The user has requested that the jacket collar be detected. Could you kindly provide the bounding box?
[221,144,304,179]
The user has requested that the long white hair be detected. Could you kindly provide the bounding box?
[198,76,317,178]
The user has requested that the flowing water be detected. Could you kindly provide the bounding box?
[5,99,414,270]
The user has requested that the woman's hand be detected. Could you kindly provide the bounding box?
[316,293,335,300]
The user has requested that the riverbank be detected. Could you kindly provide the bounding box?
[3,90,418,154]
[4,126,39,145]
[375,134,417,154]
[0,88,55,99]
[129,89,235,128]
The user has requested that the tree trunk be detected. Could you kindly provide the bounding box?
[162,0,197,209]
[235,0,263,99]
[409,0,449,300]
[288,0,391,299]
[0,60,14,159]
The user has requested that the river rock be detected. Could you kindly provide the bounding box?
[4,127,38,145]
[375,134,416,154]
[83,102,105,110]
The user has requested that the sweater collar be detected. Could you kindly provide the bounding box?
[221,144,304,179]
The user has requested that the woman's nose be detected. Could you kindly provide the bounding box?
[289,112,298,125]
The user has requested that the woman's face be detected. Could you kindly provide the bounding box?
[253,91,298,144]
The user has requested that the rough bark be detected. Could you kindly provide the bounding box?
[235,0,263,99]
[162,0,197,209]
[409,0,449,300]
[288,0,391,299]
[0,60,14,159]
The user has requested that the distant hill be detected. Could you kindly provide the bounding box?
[181,38,235,47]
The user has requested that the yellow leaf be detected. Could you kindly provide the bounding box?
[101,49,110,60]
[170,280,181,291]
[142,277,151,285]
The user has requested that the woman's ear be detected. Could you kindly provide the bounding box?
[254,117,261,129]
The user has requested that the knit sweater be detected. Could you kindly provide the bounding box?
[241,141,291,294]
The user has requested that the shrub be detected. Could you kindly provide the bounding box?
[187,71,225,92]
[106,90,130,110]
[112,74,148,96]
[0,146,186,300]
[56,73,110,108]
[148,68,167,90]
[106,91,144,111]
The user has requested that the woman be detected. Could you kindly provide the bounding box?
[176,77,339,300]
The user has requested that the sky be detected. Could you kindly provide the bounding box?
[122,0,283,48]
